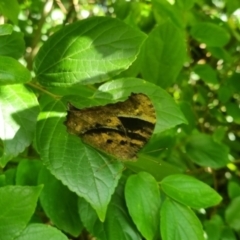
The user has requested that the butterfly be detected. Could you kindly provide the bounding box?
[64,93,156,160]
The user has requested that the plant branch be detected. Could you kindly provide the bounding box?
[26,0,54,70]
[27,82,61,99]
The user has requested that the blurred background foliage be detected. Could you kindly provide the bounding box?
[1,0,240,239]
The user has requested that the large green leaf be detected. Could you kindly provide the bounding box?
[36,99,123,221]
[0,56,31,85]
[78,177,141,240]
[36,78,186,221]
[161,174,222,209]
[0,185,42,240]
[0,84,39,167]
[34,17,146,87]
[141,21,185,87]
[38,167,83,237]
[160,199,205,240]
[125,172,160,240]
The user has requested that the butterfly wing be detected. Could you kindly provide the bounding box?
[65,93,156,160]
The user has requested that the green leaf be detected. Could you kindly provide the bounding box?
[186,133,229,168]
[0,31,25,59]
[0,84,39,167]
[0,0,19,25]
[79,177,141,240]
[0,56,31,85]
[0,185,43,240]
[193,64,218,84]
[160,199,204,240]
[36,78,185,222]
[190,22,230,47]
[34,17,146,87]
[225,196,240,231]
[38,167,83,237]
[0,24,13,36]
[125,172,160,240]
[161,174,222,209]
[36,99,123,221]
[15,224,68,240]
[141,21,185,87]
[16,159,42,186]
[96,78,188,133]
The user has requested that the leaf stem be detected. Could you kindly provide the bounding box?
[27,82,61,99]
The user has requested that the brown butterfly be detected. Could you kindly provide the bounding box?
[64,93,156,160]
